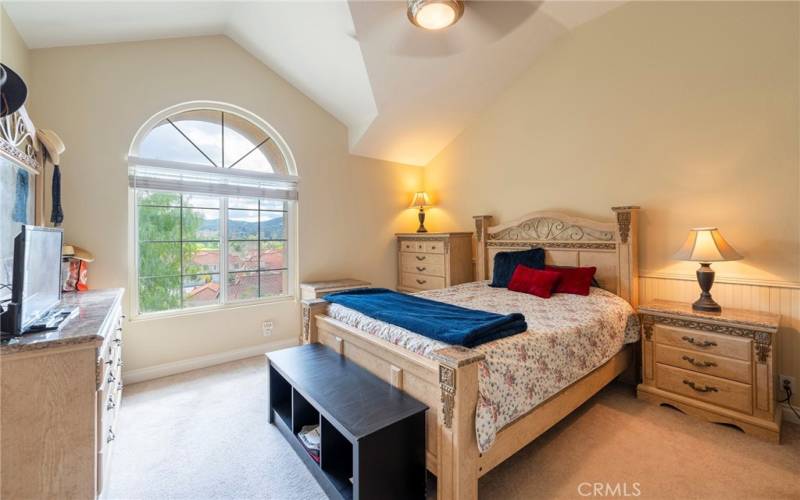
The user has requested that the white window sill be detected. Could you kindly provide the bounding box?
[129,294,297,323]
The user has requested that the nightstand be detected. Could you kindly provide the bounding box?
[396,233,473,292]
[637,300,782,442]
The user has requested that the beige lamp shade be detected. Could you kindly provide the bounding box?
[672,227,742,262]
[410,191,432,208]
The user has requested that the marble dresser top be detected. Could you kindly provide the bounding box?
[1,288,124,355]
[639,299,780,332]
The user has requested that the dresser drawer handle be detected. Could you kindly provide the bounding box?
[681,355,717,368]
[105,358,113,366]
[113,338,123,346]
[683,380,718,393]
[681,336,717,348]
[416,266,426,272]
[106,396,116,412]
[416,279,427,285]
[415,256,426,261]
[107,428,116,444]
[430,246,437,250]
[107,372,116,384]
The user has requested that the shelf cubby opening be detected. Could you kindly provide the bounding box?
[320,416,354,498]
[269,365,292,427]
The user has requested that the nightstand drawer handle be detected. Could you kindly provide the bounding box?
[416,266,426,272]
[416,279,427,285]
[415,256,426,261]
[681,336,717,348]
[683,380,718,393]
[681,355,717,368]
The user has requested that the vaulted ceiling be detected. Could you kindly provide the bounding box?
[4,1,623,165]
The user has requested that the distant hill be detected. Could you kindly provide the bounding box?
[199,217,284,240]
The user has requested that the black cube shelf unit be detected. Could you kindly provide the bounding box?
[268,344,428,500]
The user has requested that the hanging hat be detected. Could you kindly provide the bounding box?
[0,64,27,118]
[63,245,95,262]
[38,129,66,165]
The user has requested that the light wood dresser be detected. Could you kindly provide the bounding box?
[637,300,781,442]
[396,232,473,292]
[1,288,125,499]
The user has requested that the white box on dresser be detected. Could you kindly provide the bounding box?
[0,288,124,499]
[396,232,473,292]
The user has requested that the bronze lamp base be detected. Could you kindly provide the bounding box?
[692,262,721,312]
[416,207,428,233]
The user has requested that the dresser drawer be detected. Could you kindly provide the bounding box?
[655,344,751,384]
[400,240,426,253]
[655,363,752,414]
[401,253,445,276]
[654,324,751,361]
[401,273,445,291]
[423,241,445,254]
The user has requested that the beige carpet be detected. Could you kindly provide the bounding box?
[107,356,800,500]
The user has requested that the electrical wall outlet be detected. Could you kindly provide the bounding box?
[262,320,273,337]
[780,375,796,396]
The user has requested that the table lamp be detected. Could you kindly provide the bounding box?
[673,227,742,312]
[410,192,431,233]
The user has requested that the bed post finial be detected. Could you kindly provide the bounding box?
[473,215,492,281]
[611,206,640,308]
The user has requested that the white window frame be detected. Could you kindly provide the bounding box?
[126,101,299,320]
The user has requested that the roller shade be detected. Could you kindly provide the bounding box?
[128,156,298,200]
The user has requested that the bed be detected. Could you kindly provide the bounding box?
[301,207,640,499]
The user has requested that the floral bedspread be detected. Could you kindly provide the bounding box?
[326,281,640,452]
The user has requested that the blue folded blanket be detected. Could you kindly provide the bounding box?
[324,288,527,348]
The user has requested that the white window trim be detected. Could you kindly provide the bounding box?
[126,101,300,319]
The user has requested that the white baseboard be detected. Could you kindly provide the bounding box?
[782,403,800,425]
[124,338,299,384]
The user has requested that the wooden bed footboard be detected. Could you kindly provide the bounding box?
[302,300,635,500]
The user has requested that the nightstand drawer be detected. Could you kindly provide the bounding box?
[656,363,752,414]
[400,253,445,276]
[655,344,751,384]
[655,324,751,361]
[401,273,445,291]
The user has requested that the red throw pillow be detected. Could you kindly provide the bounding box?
[508,265,562,299]
[545,265,597,296]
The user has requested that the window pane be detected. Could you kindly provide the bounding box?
[228,141,274,173]
[260,241,286,270]
[223,112,268,169]
[259,270,286,297]
[183,242,220,274]
[183,207,219,241]
[228,272,258,301]
[137,121,214,166]
[137,190,180,207]
[183,194,219,209]
[139,242,180,277]
[169,110,223,167]
[229,197,259,210]
[260,211,286,240]
[228,241,258,271]
[183,274,220,308]
[138,205,180,242]
[139,276,181,313]
[228,209,259,240]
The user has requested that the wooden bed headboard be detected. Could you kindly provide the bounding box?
[473,206,640,307]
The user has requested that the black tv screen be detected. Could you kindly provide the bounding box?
[12,225,63,331]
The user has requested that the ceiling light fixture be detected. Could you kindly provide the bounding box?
[407,0,464,30]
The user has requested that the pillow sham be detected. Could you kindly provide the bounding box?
[546,264,602,288]
[508,265,562,299]
[489,248,545,288]
[545,265,597,296]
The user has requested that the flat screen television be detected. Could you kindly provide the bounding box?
[1,225,63,335]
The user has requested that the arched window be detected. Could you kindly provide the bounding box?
[128,102,297,315]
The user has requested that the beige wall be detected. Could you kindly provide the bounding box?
[28,36,422,373]
[0,6,30,84]
[423,1,800,385]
